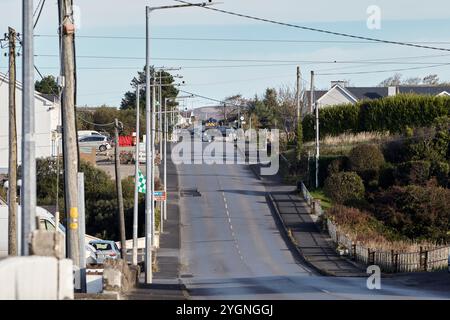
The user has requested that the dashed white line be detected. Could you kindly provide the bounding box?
[220,186,246,263]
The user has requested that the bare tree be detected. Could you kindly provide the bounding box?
[378,73,403,87]
[277,85,297,140]
[403,77,422,85]
[423,74,440,85]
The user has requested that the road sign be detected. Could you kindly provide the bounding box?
[154,191,167,201]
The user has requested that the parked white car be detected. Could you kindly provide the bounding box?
[0,205,66,258]
[86,243,97,265]
[78,135,112,152]
[89,240,121,264]
[78,130,102,137]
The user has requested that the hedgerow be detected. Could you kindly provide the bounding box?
[303,94,450,141]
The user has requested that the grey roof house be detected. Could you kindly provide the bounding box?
[304,80,450,113]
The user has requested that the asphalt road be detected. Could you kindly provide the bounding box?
[177,141,450,300]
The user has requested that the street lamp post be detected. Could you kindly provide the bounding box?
[21,0,36,256]
[163,98,169,222]
[144,1,216,284]
[144,6,153,284]
[132,84,141,266]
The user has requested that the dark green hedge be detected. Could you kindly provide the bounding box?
[303,94,450,141]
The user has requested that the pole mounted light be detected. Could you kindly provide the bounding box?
[144,0,218,285]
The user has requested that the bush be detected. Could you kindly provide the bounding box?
[378,162,396,189]
[327,205,400,243]
[382,140,410,164]
[372,184,450,241]
[324,172,365,204]
[348,144,385,183]
[395,160,431,186]
[305,155,346,188]
[303,103,360,141]
[327,157,349,176]
[34,158,142,240]
[431,161,449,187]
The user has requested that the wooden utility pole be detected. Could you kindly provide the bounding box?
[309,70,315,114]
[296,66,301,122]
[8,27,18,256]
[59,0,80,265]
[114,119,127,259]
[311,71,320,189]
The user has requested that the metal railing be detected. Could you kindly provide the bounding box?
[299,181,323,217]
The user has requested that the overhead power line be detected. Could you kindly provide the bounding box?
[178,89,245,108]
[316,63,450,76]
[174,0,450,52]
[33,54,450,65]
[33,0,46,29]
[77,115,115,127]
[33,34,450,46]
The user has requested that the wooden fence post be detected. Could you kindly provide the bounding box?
[368,248,375,265]
[391,250,395,273]
[419,247,427,272]
[394,253,399,273]
[352,243,357,261]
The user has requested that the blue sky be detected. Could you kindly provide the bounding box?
[1,0,450,109]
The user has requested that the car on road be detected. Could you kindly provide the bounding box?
[217,126,237,141]
[78,135,112,152]
[89,240,121,264]
[202,131,213,142]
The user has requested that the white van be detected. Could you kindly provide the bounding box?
[0,205,66,258]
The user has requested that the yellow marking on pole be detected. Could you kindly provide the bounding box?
[70,207,78,219]
[69,223,78,230]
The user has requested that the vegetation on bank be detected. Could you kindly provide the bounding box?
[289,115,450,249]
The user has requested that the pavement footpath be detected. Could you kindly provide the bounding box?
[124,145,188,300]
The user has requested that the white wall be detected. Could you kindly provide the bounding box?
[317,86,356,108]
[0,256,74,300]
[0,75,60,173]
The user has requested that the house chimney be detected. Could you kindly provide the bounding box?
[331,80,348,88]
[388,86,398,96]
